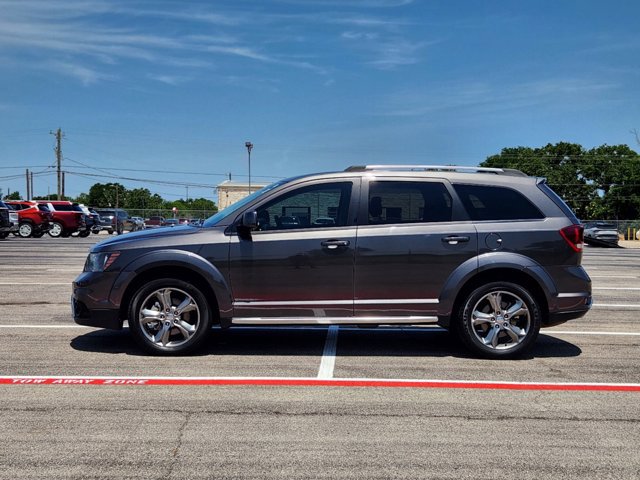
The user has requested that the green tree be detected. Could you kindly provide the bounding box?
[3,190,21,200]
[481,142,596,219]
[87,183,127,208]
[580,145,640,219]
[127,188,164,210]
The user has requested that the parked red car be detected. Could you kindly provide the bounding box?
[5,201,53,238]
[37,201,88,237]
[144,216,166,228]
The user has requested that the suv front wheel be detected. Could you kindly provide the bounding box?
[457,282,541,359]
[18,222,33,238]
[128,279,212,355]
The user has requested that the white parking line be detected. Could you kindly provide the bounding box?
[0,282,69,285]
[592,303,640,308]
[548,330,640,336]
[0,325,92,329]
[593,287,640,290]
[589,275,638,278]
[317,325,339,379]
[590,275,637,278]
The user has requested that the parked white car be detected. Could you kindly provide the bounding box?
[584,222,619,246]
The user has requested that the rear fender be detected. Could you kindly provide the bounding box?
[438,252,556,321]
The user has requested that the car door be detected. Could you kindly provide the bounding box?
[228,179,359,322]
[354,178,478,319]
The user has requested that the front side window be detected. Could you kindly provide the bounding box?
[454,184,544,221]
[367,181,453,225]
[255,182,352,231]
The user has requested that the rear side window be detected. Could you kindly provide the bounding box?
[368,181,452,224]
[454,184,544,221]
[52,204,73,211]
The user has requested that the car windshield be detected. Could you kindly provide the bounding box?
[202,179,289,227]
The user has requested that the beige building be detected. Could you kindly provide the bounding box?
[216,180,268,210]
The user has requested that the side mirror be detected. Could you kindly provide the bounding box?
[242,211,258,229]
[237,211,257,241]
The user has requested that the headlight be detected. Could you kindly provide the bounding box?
[85,252,120,272]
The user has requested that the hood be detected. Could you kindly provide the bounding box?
[93,225,201,251]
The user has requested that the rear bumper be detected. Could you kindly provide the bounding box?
[545,292,592,327]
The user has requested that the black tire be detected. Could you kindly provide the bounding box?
[456,282,541,359]
[78,230,91,237]
[18,222,33,238]
[108,229,114,235]
[48,222,64,238]
[128,278,212,355]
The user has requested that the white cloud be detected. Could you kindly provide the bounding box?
[47,61,114,86]
[380,78,621,117]
[274,0,414,7]
[146,74,190,86]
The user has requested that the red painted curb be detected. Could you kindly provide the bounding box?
[2,376,640,391]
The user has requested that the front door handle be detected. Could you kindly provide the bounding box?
[442,235,470,245]
[321,240,350,250]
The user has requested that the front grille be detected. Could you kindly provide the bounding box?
[0,208,9,226]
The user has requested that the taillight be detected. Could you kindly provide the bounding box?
[560,224,584,252]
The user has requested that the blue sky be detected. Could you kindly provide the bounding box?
[0,0,639,202]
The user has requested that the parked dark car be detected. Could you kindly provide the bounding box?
[0,200,19,239]
[73,165,591,359]
[94,208,134,235]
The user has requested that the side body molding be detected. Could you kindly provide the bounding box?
[110,249,233,319]
[437,251,557,325]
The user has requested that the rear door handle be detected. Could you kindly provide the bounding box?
[321,240,350,249]
[442,235,470,245]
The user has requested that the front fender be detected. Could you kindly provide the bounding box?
[438,252,557,320]
[109,249,233,318]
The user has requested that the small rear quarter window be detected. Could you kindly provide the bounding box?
[454,184,544,221]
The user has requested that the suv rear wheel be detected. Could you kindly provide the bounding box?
[457,282,541,359]
[128,279,212,355]
[48,222,63,238]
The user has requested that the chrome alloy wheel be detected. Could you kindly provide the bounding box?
[137,287,200,348]
[18,223,33,238]
[470,290,531,351]
[48,222,63,237]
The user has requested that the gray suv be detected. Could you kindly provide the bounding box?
[72,165,591,358]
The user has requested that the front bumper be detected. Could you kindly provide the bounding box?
[72,271,123,330]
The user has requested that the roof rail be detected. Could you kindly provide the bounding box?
[344,165,527,177]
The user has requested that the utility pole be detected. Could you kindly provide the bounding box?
[26,169,30,200]
[30,171,33,199]
[50,128,64,200]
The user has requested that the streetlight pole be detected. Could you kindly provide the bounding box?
[245,141,253,195]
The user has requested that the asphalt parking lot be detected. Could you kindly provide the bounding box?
[1,234,639,479]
